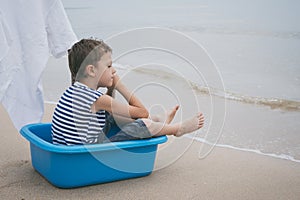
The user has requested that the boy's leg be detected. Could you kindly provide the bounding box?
[142,112,204,137]
[107,105,180,142]
[105,107,204,142]
[107,119,152,142]
[112,114,135,126]
[150,105,179,124]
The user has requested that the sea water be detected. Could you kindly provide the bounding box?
[43,0,300,162]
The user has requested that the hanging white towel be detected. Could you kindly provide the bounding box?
[0,11,12,62]
[0,0,78,130]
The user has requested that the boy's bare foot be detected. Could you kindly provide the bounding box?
[151,105,179,124]
[175,112,204,137]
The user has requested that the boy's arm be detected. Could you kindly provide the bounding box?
[93,94,149,119]
[93,75,149,119]
[114,75,147,111]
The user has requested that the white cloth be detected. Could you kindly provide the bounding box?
[0,11,12,62]
[0,0,78,130]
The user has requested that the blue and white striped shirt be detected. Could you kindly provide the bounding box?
[51,82,106,145]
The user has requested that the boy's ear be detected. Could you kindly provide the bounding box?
[86,64,95,77]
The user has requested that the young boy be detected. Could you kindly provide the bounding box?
[51,38,204,145]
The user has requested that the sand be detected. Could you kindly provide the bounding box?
[0,104,300,200]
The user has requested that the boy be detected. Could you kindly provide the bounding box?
[51,38,204,145]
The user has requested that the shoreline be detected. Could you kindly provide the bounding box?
[185,135,300,164]
[1,104,300,199]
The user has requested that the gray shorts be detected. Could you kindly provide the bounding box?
[100,113,152,143]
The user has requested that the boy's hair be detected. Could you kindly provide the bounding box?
[68,38,112,84]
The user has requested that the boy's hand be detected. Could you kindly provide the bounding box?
[111,74,120,89]
[109,69,120,88]
[106,67,119,96]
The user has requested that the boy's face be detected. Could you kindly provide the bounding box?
[96,52,114,88]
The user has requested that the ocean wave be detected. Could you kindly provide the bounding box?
[190,82,300,112]
[184,135,300,163]
[114,64,300,112]
[169,25,300,40]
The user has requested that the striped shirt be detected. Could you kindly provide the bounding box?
[51,82,106,145]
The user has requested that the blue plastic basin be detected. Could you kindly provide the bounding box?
[20,123,167,188]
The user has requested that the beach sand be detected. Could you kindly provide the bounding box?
[0,104,300,200]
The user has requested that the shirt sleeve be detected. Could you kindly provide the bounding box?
[46,0,77,58]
